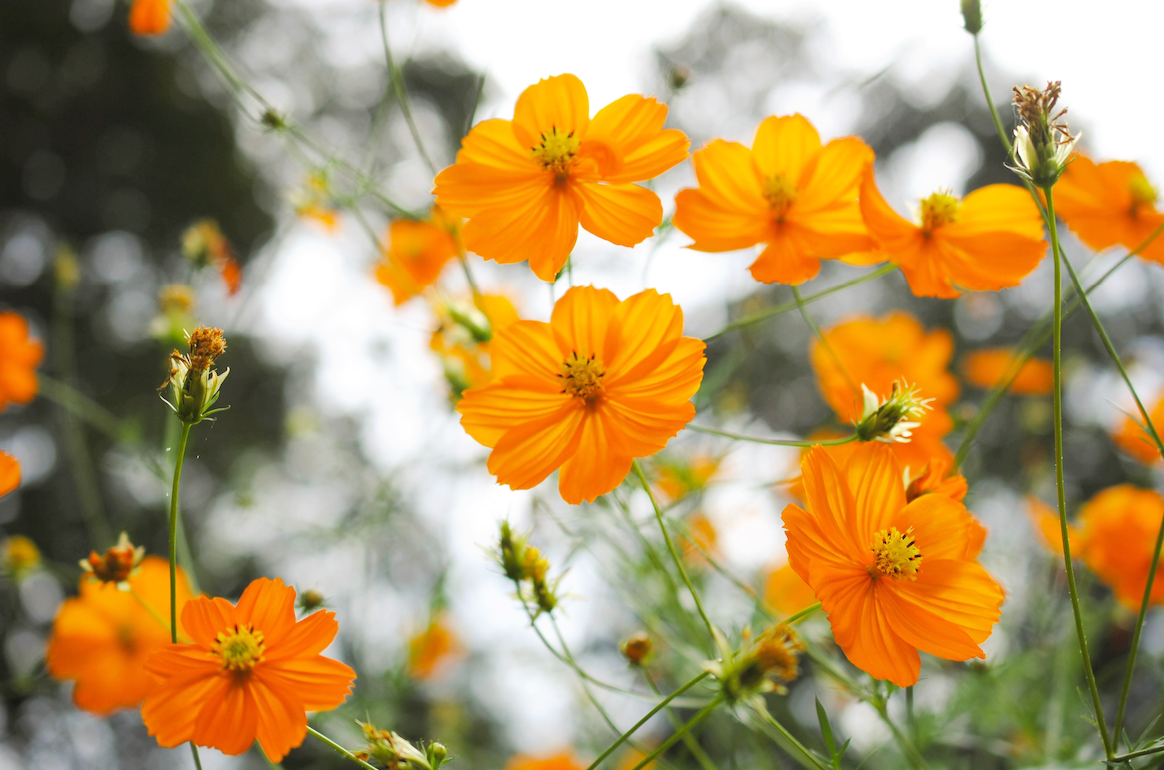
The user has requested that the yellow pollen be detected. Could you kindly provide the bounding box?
[869,527,922,581]
[762,174,798,218]
[530,126,580,180]
[919,191,961,233]
[214,624,265,672]
[1129,174,1158,214]
[558,351,605,402]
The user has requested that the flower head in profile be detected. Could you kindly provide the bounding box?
[142,577,356,762]
[430,293,519,399]
[46,557,193,714]
[783,443,1003,687]
[458,286,705,504]
[853,380,933,444]
[160,326,229,425]
[1011,81,1079,188]
[81,532,146,586]
[182,219,242,296]
[1054,156,1164,265]
[434,74,689,281]
[0,312,44,413]
[673,114,875,285]
[375,208,461,306]
[706,622,804,704]
[129,0,171,35]
[1112,393,1164,465]
[151,284,198,347]
[859,175,1046,298]
[354,722,448,770]
[960,348,1053,396]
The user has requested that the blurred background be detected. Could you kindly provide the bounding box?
[4,0,1164,767]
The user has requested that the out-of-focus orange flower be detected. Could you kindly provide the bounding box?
[0,452,20,498]
[1112,393,1164,465]
[960,348,1053,396]
[905,457,968,504]
[129,0,171,35]
[508,752,586,770]
[142,577,356,762]
[407,613,464,680]
[614,748,656,770]
[783,443,1003,687]
[431,293,520,397]
[654,454,720,502]
[810,312,958,474]
[679,514,717,567]
[181,220,242,296]
[458,286,705,505]
[763,561,817,617]
[46,557,192,715]
[1,535,39,580]
[1054,156,1164,264]
[81,532,145,585]
[673,114,875,285]
[434,74,689,281]
[376,209,461,306]
[0,313,43,413]
[1027,495,1077,558]
[423,0,458,6]
[294,172,342,232]
[860,173,1046,298]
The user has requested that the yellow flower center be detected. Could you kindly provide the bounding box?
[868,527,922,581]
[214,624,266,671]
[1129,173,1158,215]
[530,126,580,180]
[558,351,605,402]
[762,174,798,219]
[919,191,961,234]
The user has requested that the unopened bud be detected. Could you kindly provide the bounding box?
[298,589,326,612]
[427,742,448,770]
[620,632,654,666]
[960,0,983,34]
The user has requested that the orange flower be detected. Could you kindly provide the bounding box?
[431,293,520,396]
[181,220,242,295]
[46,556,192,715]
[508,753,586,770]
[679,514,717,567]
[142,577,356,762]
[0,452,19,497]
[1,535,40,580]
[129,0,171,35]
[376,209,461,306]
[859,173,1046,298]
[407,613,463,680]
[433,74,689,281]
[457,286,705,504]
[1112,393,1164,464]
[673,114,875,285]
[763,561,817,617]
[960,348,1053,396]
[1054,155,1164,265]
[810,312,958,474]
[905,457,969,505]
[1027,495,1078,558]
[0,312,43,412]
[783,443,1003,687]
[654,454,720,502]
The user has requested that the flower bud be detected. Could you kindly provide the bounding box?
[854,380,933,444]
[298,589,326,612]
[81,532,145,585]
[619,632,654,666]
[960,0,983,34]
[705,624,804,705]
[1,536,41,581]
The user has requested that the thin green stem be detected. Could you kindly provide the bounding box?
[169,424,192,644]
[628,695,724,770]
[307,726,379,770]
[972,34,1011,156]
[703,265,894,342]
[687,425,857,448]
[784,602,822,625]
[632,460,717,646]
[1045,186,1113,758]
[753,706,831,770]
[791,285,859,395]
[378,1,437,176]
[873,700,930,770]
[1108,743,1164,763]
[642,671,720,770]
[38,375,124,442]
[190,745,203,770]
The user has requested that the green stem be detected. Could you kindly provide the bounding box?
[307,726,379,770]
[1045,186,1113,758]
[632,460,717,645]
[190,745,203,770]
[753,706,831,770]
[169,423,192,644]
[972,34,1011,156]
[378,1,437,177]
[791,285,859,396]
[642,672,720,770]
[686,425,857,448]
[784,602,822,625]
[1108,743,1164,763]
[584,671,711,770]
[627,695,724,770]
[38,375,124,443]
[873,700,930,770]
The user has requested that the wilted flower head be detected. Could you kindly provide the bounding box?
[81,532,145,585]
[854,380,933,443]
[160,326,229,425]
[353,722,447,770]
[1011,81,1079,187]
[705,623,804,704]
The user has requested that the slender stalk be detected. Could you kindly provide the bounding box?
[378,1,437,176]
[1045,186,1113,758]
[642,671,720,770]
[753,706,831,770]
[686,425,857,448]
[873,700,930,770]
[168,424,192,645]
[632,460,717,645]
[38,375,124,444]
[972,35,1010,156]
[1108,743,1164,763]
[307,726,379,770]
[784,602,822,625]
[791,285,859,395]
[627,695,724,770]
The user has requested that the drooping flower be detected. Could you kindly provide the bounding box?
[619,632,654,666]
[376,208,461,306]
[458,286,705,504]
[859,174,1046,298]
[1054,156,1164,265]
[408,613,463,680]
[1112,393,1164,464]
[150,284,198,347]
[46,557,193,715]
[673,114,876,285]
[706,622,804,703]
[433,74,689,281]
[960,348,1053,396]
[783,443,1003,687]
[763,561,817,617]
[182,220,242,296]
[430,293,519,398]
[853,380,933,444]
[0,312,43,413]
[142,577,356,762]
[810,312,959,474]
[129,0,171,35]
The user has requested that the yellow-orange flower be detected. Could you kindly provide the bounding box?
[678,513,717,567]
[1054,155,1164,264]
[129,0,170,35]
[142,577,356,762]
[433,74,689,281]
[181,220,241,296]
[0,452,19,498]
[407,613,463,680]
[0,313,43,413]
[508,753,586,770]
[1112,393,1164,465]
[960,348,1053,396]
[457,286,705,504]
[783,444,1003,687]
[810,312,958,474]
[673,114,875,285]
[654,454,720,502]
[763,562,817,617]
[860,173,1046,298]
[376,209,461,306]
[431,293,519,397]
[46,557,192,715]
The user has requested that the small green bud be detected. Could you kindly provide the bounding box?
[960,0,983,35]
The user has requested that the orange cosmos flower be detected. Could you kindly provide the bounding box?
[408,613,463,679]
[376,209,461,306]
[142,577,356,762]
[181,220,242,295]
[783,443,1003,687]
[960,348,1053,396]
[46,556,192,715]
[763,561,817,617]
[0,312,43,412]
[1079,486,1164,608]
[433,74,689,282]
[457,286,705,504]
[129,0,171,35]
[654,453,720,502]
[810,312,959,474]
[673,114,875,285]
[432,293,520,397]
[0,452,19,498]
[1027,495,1078,558]
[508,753,586,770]
[678,514,717,567]
[859,172,1046,298]
[1054,155,1164,265]
[1112,393,1164,465]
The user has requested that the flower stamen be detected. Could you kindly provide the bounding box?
[869,527,922,581]
[213,624,265,672]
[558,351,605,402]
[762,174,798,219]
[530,126,580,180]
[1129,173,1158,216]
[919,190,961,233]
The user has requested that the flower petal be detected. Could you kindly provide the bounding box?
[846,443,905,541]
[672,188,768,252]
[602,289,684,384]
[550,286,620,360]
[512,74,590,150]
[458,381,571,448]
[192,677,258,756]
[486,405,587,491]
[795,136,872,213]
[575,182,662,247]
[892,559,1003,647]
[557,409,635,503]
[455,118,536,171]
[583,94,688,183]
[752,114,821,182]
[747,229,822,285]
[234,578,298,648]
[250,674,309,763]
[264,609,339,662]
[260,655,356,712]
[488,320,562,384]
[461,185,579,281]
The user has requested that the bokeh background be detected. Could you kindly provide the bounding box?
[4,0,1164,767]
